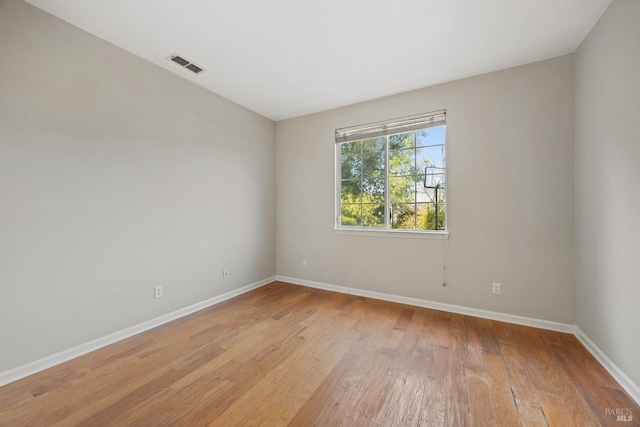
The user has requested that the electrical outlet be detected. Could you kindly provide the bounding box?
[154,286,163,299]
[223,268,229,279]
[492,282,501,294]
[303,259,308,268]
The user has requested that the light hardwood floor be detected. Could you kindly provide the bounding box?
[0,281,637,426]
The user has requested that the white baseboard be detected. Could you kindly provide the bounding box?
[575,327,640,406]
[0,276,275,388]
[277,275,575,333]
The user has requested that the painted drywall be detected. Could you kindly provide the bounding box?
[575,0,640,389]
[276,55,575,324]
[0,0,275,373]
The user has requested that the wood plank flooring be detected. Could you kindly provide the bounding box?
[0,281,637,426]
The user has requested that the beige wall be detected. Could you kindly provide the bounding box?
[0,0,276,372]
[575,0,640,389]
[276,55,575,324]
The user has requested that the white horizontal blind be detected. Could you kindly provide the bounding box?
[335,110,446,144]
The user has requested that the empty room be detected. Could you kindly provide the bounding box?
[0,0,638,425]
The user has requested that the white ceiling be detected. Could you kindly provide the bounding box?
[24,0,610,121]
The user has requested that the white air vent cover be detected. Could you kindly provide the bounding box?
[167,53,206,75]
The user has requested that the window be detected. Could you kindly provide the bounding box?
[335,110,446,232]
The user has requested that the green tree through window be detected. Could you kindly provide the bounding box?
[337,117,446,232]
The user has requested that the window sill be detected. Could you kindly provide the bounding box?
[334,228,449,239]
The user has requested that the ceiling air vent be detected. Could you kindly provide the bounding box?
[185,63,203,74]
[167,54,206,75]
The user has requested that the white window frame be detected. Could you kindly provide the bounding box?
[334,110,448,237]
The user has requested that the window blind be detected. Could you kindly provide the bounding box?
[335,110,446,144]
